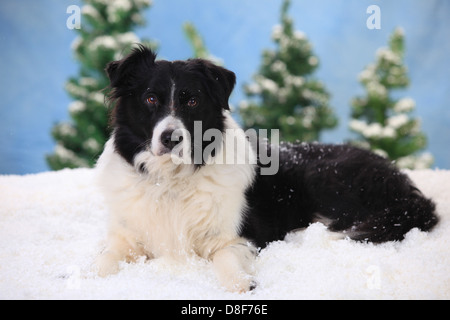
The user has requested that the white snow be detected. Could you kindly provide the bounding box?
[68,101,87,114]
[386,114,409,129]
[394,98,416,113]
[0,168,449,299]
[89,36,118,51]
[349,120,395,139]
[376,48,402,65]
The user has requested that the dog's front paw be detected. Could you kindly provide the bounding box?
[220,272,257,293]
[212,240,258,293]
[95,251,121,277]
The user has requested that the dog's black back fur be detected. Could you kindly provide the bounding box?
[242,142,438,248]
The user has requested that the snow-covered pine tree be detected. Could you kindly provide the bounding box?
[47,0,155,170]
[239,0,337,142]
[183,22,223,65]
[183,22,210,60]
[350,27,433,169]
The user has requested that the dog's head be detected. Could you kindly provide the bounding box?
[106,45,236,169]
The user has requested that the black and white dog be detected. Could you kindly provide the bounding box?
[96,46,438,292]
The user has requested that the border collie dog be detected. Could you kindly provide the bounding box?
[96,46,438,292]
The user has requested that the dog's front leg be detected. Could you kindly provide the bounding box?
[212,238,257,293]
[96,231,143,277]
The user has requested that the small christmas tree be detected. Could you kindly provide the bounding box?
[183,22,223,65]
[350,27,433,169]
[183,22,210,60]
[47,0,155,170]
[239,0,337,142]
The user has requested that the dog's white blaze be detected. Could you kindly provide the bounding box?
[169,80,176,112]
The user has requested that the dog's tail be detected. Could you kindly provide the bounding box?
[347,186,439,243]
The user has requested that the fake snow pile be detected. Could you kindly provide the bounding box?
[0,168,449,299]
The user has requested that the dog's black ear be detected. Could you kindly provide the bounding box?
[106,44,157,91]
[210,63,236,108]
[105,60,121,86]
[208,62,236,111]
[191,59,236,110]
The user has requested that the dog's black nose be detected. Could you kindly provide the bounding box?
[160,129,183,151]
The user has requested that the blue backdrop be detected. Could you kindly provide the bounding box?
[1,0,449,174]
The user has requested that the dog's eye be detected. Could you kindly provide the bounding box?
[146,95,158,106]
[187,97,198,108]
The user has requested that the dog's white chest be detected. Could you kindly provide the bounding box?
[97,140,253,260]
